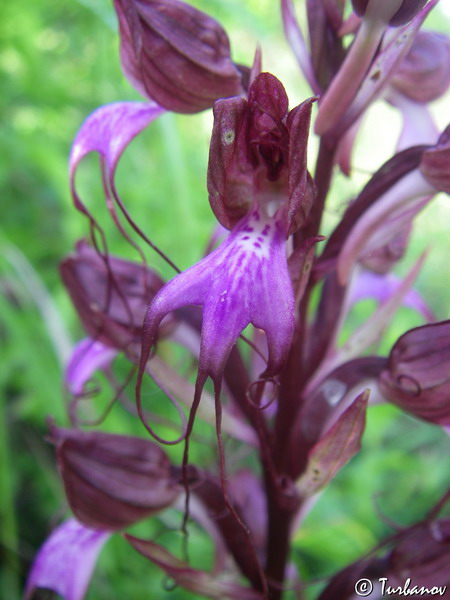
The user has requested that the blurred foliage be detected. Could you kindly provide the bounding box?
[1,1,450,599]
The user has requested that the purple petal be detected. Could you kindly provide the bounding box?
[339,252,428,362]
[141,208,294,381]
[348,270,435,321]
[65,338,117,395]
[69,101,164,182]
[25,519,110,600]
[69,101,164,231]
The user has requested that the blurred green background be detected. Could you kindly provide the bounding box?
[1,0,450,599]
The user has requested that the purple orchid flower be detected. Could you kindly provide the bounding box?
[137,73,314,431]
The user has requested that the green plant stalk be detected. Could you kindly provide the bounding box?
[0,371,20,600]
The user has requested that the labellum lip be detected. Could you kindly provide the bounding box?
[140,207,295,384]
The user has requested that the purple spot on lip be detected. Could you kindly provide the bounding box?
[244,226,254,233]
[262,225,270,235]
[252,211,260,221]
[242,235,250,240]
[257,236,263,243]
[254,242,261,248]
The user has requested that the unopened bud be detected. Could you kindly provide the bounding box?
[50,425,179,530]
[114,0,245,113]
[378,321,450,425]
[351,0,427,27]
[391,31,450,103]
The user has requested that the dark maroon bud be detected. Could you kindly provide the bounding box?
[60,241,173,352]
[318,557,383,600]
[392,31,450,103]
[207,73,315,231]
[420,124,450,194]
[351,0,427,26]
[113,0,245,113]
[388,519,450,588]
[378,321,450,425]
[50,425,179,530]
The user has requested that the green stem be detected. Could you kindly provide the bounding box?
[0,377,20,600]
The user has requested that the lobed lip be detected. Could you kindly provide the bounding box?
[140,207,295,383]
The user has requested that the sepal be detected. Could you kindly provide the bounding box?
[296,390,368,497]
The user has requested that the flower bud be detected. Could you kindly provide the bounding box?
[420,124,450,194]
[388,519,450,587]
[351,0,427,26]
[113,0,245,113]
[60,241,172,352]
[391,31,450,103]
[207,73,315,231]
[378,321,450,425]
[50,425,180,530]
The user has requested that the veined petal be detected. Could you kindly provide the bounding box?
[65,338,117,396]
[142,208,294,380]
[69,101,164,186]
[24,519,110,600]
